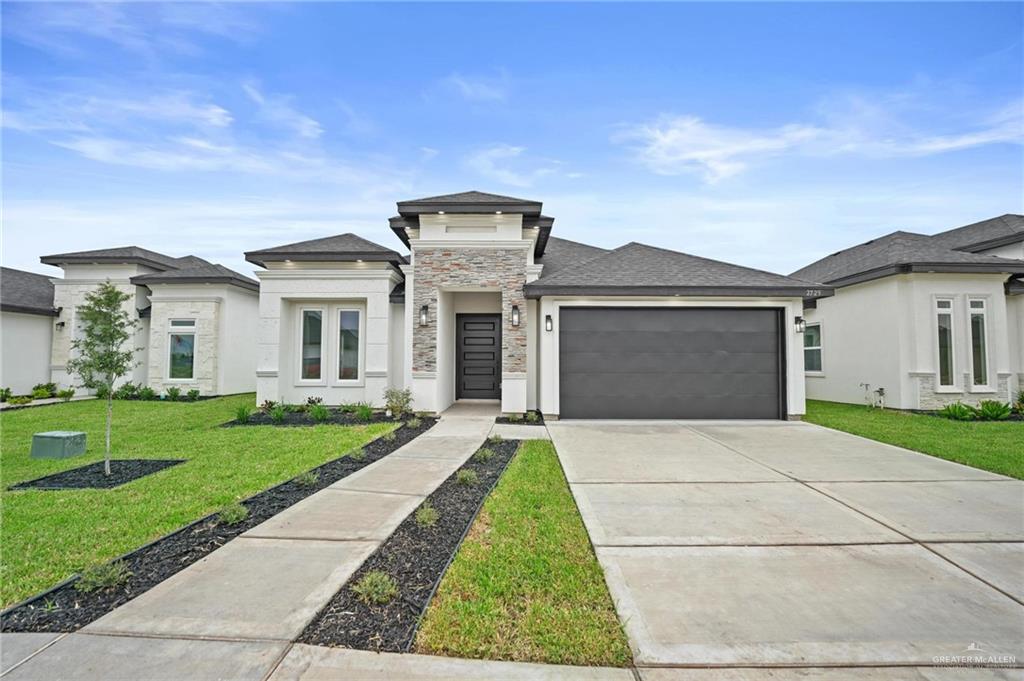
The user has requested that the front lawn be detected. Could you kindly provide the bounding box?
[414,439,632,667]
[804,400,1024,479]
[0,395,395,608]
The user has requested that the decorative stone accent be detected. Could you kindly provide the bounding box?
[914,372,1012,410]
[412,248,528,373]
[147,300,220,395]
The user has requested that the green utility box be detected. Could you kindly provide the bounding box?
[31,431,87,459]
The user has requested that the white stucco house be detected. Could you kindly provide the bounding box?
[1,267,57,394]
[793,214,1024,410]
[17,247,260,396]
[248,191,824,419]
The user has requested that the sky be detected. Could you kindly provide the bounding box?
[3,2,1022,279]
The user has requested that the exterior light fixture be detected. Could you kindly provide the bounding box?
[794,316,806,334]
[438,210,445,215]
[545,314,553,332]
[510,305,520,327]
[55,321,65,331]
[419,305,429,326]
[495,210,502,215]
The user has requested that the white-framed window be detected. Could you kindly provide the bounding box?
[803,322,823,373]
[168,319,197,380]
[336,308,361,382]
[934,298,955,387]
[968,298,989,388]
[298,307,325,382]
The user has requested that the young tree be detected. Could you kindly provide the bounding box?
[66,282,139,475]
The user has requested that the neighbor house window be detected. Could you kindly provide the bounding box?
[935,299,955,386]
[338,310,360,381]
[300,309,323,380]
[968,299,988,387]
[168,319,196,380]
[804,323,822,372]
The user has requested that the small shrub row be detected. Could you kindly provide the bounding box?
[937,400,1014,422]
[104,382,201,402]
[0,383,75,405]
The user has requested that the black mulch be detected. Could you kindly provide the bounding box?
[224,409,403,427]
[298,438,520,652]
[0,417,437,633]
[494,410,545,426]
[8,460,185,491]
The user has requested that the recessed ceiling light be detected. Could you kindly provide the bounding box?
[438,210,445,215]
[495,210,502,215]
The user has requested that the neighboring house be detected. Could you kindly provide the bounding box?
[1,267,57,394]
[248,191,823,419]
[793,214,1024,409]
[38,247,259,396]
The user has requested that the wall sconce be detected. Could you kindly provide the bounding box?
[794,316,806,334]
[510,305,520,327]
[545,314,553,332]
[419,305,429,327]
[55,321,66,331]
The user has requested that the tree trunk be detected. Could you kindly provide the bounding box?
[105,392,113,476]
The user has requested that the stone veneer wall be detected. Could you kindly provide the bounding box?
[914,372,1011,410]
[147,300,220,395]
[412,248,527,373]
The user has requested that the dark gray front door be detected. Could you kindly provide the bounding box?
[456,314,501,399]
[558,307,784,419]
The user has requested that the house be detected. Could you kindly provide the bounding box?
[1,267,58,394]
[248,191,824,419]
[36,247,259,396]
[793,214,1024,409]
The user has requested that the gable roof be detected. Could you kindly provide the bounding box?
[1,267,57,316]
[396,190,542,217]
[928,214,1024,252]
[527,242,824,298]
[245,233,405,268]
[40,246,185,271]
[131,263,258,292]
[536,237,609,277]
[792,228,1024,288]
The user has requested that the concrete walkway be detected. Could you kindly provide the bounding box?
[3,403,510,680]
[548,420,1024,677]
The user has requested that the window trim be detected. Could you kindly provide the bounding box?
[803,321,824,376]
[966,296,992,392]
[331,306,365,386]
[933,296,957,390]
[296,306,327,386]
[166,318,197,382]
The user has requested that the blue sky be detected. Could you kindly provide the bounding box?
[3,2,1022,278]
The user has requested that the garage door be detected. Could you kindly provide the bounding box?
[558,307,784,419]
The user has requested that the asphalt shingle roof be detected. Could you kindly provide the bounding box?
[792,229,1024,286]
[535,237,609,277]
[928,214,1024,251]
[131,264,259,291]
[40,246,185,271]
[527,241,821,297]
[245,233,404,267]
[399,190,538,206]
[1,267,57,316]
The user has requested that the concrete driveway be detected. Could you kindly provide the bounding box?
[547,420,1024,677]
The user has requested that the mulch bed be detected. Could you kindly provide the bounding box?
[224,409,401,427]
[0,417,437,633]
[495,410,545,426]
[299,438,520,652]
[9,460,185,491]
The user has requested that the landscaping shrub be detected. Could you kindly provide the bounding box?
[383,387,413,417]
[472,447,495,463]
[295,470,320,488]
[284,403,304,414]
[30,387,51,400]
[165,386,182,401]
[31,382,58,398]
[976,400,1012,421]
[383,431,396,442]
[488,434,503,444]
[217,503,249,526]
[353,402,374,422]
[138,386,157,401]
[405,417,422,429]
[186,389,201,402]
[260,400,277,413]
[0,387,11,402]
[75,560,131,593]
[8,396,32,406]
[339,402,356,413]
[57,388,75,402]
[507,412,523,422]
[94,385,111,399]
[1013,390,1024,415]
[306,396,324,407]
[309,403,331,423]
[113,382,139,400]
[235,404,252,423]
[456,468,478,486]
[350,447,367,462]
[352,570,398,606]
[415,501,439,527]
[525,411,540,423]
[270,404,287,424]
[938,402,975,421]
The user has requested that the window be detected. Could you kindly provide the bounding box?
[300,309,323,380]
[803,323,822,372]
[969,299,988,387]
[338,310,360,380]
[168,319,196,380]
[935,299,955,386]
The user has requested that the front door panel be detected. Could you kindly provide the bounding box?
[456,314,501,399]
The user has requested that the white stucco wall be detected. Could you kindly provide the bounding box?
[388,302,405,390]
[977,241,1024,260]
[537,296,806,418]
[1,311,54,394]
[255,265,401,406]
[805,273,1015,409]
[1008,294,1024,395]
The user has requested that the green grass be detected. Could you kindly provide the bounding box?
[415,440,632,667]
[805,400,1024,479]
[0,394,395,607]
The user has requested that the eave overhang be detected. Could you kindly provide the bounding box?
[523,284,832,299]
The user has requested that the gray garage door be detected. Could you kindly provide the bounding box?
[558,307,784,419]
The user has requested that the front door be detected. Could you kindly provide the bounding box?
[456,314,501,399]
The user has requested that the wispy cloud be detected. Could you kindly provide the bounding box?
[616,96,1024,182]
[464,144,561,187]
[242,81,323,139]
[443,72,509,102]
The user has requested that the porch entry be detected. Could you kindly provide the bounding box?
[456,313,501,399]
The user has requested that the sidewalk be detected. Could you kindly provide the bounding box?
[2,403,526,680]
